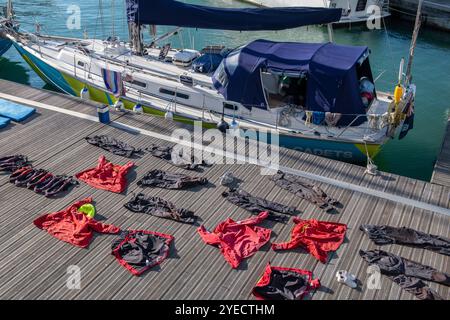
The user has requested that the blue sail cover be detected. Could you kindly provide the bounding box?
[125,0,342,31]
[213,40,372,125]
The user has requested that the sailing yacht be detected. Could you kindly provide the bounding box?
[0,0,14,56]
[239,0,391,25]
[2,0,417,163]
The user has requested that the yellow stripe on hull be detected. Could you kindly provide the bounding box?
[63,72,220,129]
[354,143,382,159]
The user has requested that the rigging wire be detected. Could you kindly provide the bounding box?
[111,0,115,38]
[121,0,126,41]
[380,14,397,85]
[86,0,105,78]
[99,0,105,39]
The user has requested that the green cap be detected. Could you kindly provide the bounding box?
[78,204,96,219]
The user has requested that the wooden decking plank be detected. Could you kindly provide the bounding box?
[0,79,448,300]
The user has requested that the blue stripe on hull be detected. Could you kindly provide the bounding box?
[244,131,370,163]
[0,39,12,56]
[13,43,76,96]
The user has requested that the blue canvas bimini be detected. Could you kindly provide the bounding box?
[213,40,373,126]
[0,99,36,122]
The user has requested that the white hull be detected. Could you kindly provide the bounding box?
[10,35,395,143]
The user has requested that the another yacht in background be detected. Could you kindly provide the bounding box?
[238,0,391,25]
[0,0,15,56]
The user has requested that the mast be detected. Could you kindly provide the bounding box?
[405,0,423,86]
[127,0,143,55]
[6,0,13,19]
[128,21,143,55]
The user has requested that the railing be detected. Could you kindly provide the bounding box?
[217,100,396,142]
[275,107,391,140]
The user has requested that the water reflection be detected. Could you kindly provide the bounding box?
[0,56,30,84]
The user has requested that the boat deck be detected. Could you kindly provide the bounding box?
[432,117,450,188]
[0,79,448,300]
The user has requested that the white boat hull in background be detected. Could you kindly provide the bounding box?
[238,0,391,24]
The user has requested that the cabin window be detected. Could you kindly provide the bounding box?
[77,61,85,67]
[129,80,147,88]
[356,0,368,12]
[179,75,194,86]
[159,88,189,100]
[224,103,238,111]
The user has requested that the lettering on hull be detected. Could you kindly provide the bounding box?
[290,146,354,159]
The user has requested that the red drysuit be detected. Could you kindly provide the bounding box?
[272,217,347,263]
[197,211,271,269]
[76,155,134,193]
[33,197,120,248]
[252,263,321,300]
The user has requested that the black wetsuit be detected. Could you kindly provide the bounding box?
[137,169,208,189]
[222,188,298,222]
[359,249,449,300]
[0,155,30,172]
[85,135,142,158]
[269,171,339,212]
[124,193,197,224]
[360,224,450,256]
[9,167,77,197]
[146,143,211,171]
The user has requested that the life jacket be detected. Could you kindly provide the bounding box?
[272,217,347,263]
[197,211,271,269]
[33,197,120,248]
[252,263,320,300]
[76,155,134,193]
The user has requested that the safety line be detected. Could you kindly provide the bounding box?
[1,92,449,216]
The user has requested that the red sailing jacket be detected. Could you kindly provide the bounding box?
[33,197,120,248]
[197,211,271,269]
[252,263,321,300]
[272,217,347,263]
[76,155,134,193]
